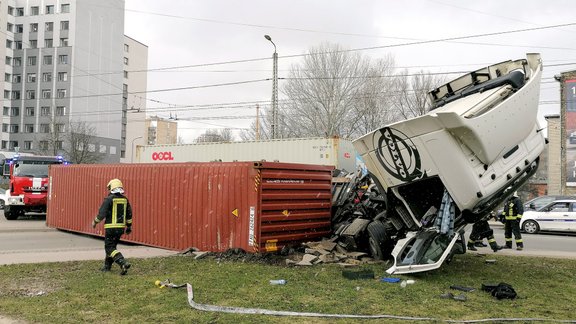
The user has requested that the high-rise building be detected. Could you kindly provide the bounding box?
[145,116,177,146]
[122,35,148,163]
[1,0,126,163]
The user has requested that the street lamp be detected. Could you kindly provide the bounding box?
[131,136,143,163]
[264,35,278,139]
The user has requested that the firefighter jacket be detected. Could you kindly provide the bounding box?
[502,196,523,221]
[94,193,133,229]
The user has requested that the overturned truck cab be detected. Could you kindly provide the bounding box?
[348,53,545,274]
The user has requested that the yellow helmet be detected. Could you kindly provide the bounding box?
[107,179,123,191]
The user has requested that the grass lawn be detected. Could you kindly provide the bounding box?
[0,252,574,323]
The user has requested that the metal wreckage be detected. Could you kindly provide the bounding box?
[330,53,545,274]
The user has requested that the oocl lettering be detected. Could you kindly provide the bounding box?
[151,152,174,161]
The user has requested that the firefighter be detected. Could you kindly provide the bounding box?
[92,178,133,275]
[502,191,524,250]
[467,215,503,252]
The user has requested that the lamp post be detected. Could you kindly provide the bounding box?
[264,34,278,139]
[131,136,143,163]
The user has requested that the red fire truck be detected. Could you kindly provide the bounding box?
[2,155,68,220]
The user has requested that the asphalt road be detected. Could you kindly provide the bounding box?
[0,211,176,265]
[466,221,576,259]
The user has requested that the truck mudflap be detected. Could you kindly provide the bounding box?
[386,227,465,275]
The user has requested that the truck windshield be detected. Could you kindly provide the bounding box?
[13,162,51,178]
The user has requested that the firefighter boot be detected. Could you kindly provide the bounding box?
[489,241,503,252]
[100,257,113,272]
[467,242,477,251]
[474,241,488,247]
[517,243,524,251]
[113,253,131,275]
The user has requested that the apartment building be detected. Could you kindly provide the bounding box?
[122,35,148,163]
[1,0,125,163]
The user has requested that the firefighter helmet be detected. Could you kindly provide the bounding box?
[513,191,519,198]
[107,179,123,191]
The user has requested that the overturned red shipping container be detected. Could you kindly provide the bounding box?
[47,161,334,252]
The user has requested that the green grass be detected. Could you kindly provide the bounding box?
[0,253,574,323]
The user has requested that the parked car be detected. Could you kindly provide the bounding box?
[496,195,575,223]
[520,199,576,234]
[0,188,5,209]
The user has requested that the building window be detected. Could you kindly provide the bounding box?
[5,74,11,82]
[6,40,12,49]
[55,141,63,150]
[57,89,66,98]
[2,124,7,132]
[41,107,51,116]
[55,124,65,133]
[27,73,36,83]
[2,107,8,116]
[60,38,68,47]
[11,91,20,99]
[15,24,23,33]
[26,90,36,100]
[9,141,18,150]
[13,57,21,67]
[27,56,37,66]
[46,22,54,32]
[124,44,129,52]
[24,141,32,150]
[60,21,69,31]
[42,90,51,99]
[29,40,37,49]
[56,106,66,116]
[39,141,48,150]
[31,6,39,15]
[25,124,34,133]
[10,107,19,116]
[7,7,14,16]
[3,91,10,99]
[124,71,128,78]
[5,57,12,65]
[40,124,50,133]
[16,8,24,16]
[123,57,129,65]
[7,23,14,32]
[57,72,68,82]
[123,84,128,92]
[42,73,52,82]
[58,55,68,64]
[12,74,21,83]
[9,124,19,133]
[26,107,35,116]
[45,39,53,48]
[30,23,38,32]
[14,41,23,50]
[43,55,53,65]
[46,5,54,14]
[61,4,70,13]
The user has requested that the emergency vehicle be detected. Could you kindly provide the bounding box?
[2,154,68,220]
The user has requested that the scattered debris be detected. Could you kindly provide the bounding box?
[450,285,475,292]
[380,277,401,283]
[440,292,467,301]
[342,269,375,280]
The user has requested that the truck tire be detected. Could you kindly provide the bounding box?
[366,221,390,260]
[4,206,18,220]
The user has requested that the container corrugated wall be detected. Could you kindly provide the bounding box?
[47,161,333,252]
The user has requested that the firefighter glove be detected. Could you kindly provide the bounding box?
[125,227,132,235]
[91,219,97,228]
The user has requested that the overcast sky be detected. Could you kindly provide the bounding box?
[124,0,576,142]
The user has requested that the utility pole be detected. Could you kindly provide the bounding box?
[255,104,260,141]
[264,35,278,139]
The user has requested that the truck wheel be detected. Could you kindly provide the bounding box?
[4,207,18,220]
[366,221,390,260]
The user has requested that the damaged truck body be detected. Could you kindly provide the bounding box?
[332,53,545,274]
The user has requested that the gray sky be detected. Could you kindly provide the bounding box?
[124,0,576,142]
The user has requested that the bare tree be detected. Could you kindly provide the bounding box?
[64,121,102,164]
[195,128,234,143]
[36,114,66,156]
[393,70,446,119]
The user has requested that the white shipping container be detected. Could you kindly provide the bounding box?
[135,137,358,171]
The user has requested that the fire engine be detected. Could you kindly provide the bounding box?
[2,154,68,220]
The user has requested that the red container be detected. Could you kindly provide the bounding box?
[47,161,334,252]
